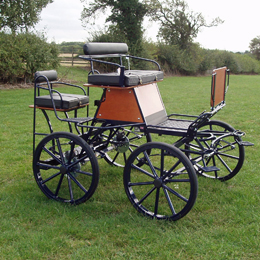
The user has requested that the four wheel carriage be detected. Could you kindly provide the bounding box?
[31,42,253,221]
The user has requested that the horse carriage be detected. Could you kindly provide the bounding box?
[31,42,253,221]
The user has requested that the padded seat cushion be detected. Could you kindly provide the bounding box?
[35,93,89,109]
[88,70,164,87]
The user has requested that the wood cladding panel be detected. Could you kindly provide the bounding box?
[96,88,144,122]
[211,67,227,107]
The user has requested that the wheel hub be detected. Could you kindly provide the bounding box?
[154,178,163,188]
[60,165,68,175]
[112,131,129,153]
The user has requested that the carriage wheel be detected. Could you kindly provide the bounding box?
[184,120,245,181]
[33,132,99,204]
[123,142,198,221]
[103,126,152,167]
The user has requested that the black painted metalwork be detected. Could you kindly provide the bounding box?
[31,43,253,221]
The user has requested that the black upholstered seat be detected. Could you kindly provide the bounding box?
[88,70,164,87]
[35,93,89,110]
[34,70,88,111]
[80,42,164,87]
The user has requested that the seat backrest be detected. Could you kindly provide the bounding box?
[35,70,58,83]
[210,67,228,109]
[83,42,128,55]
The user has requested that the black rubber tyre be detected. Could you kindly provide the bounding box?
[33,132,99,204]
[103,126,152,167]
[184,120,245,181]
[123,142,198,221]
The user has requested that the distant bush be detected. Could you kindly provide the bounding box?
[0,32,60,83]
[234,53,260,74]
[155,43,260,75]
[208,50,260,74]
[57,42,84,54]
[156,43,206,75]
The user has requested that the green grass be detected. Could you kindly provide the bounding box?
[0,68,259,259]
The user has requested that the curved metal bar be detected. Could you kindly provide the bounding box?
[127,55,161,71]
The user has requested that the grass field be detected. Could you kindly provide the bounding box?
[0,67,259,259]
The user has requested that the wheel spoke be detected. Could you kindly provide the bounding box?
[130,163,155,179]
[42,146,62,165]
[163,184,188,202]
[55,173,65,197]
[67,172,88,193]
[69,153,90,168]
[56,138,65,164]
[37,162,60,170]
[128,136,140,142]
[67,176,74,203]
[41,171,61,184]
[144,151,158,177]
[112,152,120,164]
[166,178,191,183]
[216,154,232,173]
[187,143,203,152]
[163,188,176,215]
[138,186,156,205]
[128,181,154,187]
[160,149,164,177]
[164,159,182,179]
[128,146,134,152]
[67,142,76,164]
[154,188,160,216]
[75,169,93,177]
[217,152,239,160]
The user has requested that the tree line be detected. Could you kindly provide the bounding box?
[1,0,260,83]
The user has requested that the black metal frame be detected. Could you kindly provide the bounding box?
[32,64,243,160]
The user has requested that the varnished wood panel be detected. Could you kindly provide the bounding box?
[96,88,144,122]
[211,67,227,108]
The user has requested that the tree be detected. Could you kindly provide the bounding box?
[249,36,260,60]
[0,0,53,33]
[80,0,148,55]
[145,0,224,49]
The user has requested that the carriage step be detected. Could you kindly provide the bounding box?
[62,117,93,124]
[237,141,254,146]
[201,166,220,172]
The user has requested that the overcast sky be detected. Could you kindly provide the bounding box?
[35,0,260,52]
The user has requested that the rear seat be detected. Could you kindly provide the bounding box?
[34,70,88,110]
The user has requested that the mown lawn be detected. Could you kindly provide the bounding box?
[0,67,259,259]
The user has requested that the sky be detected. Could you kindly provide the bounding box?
[35,0,260,52]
